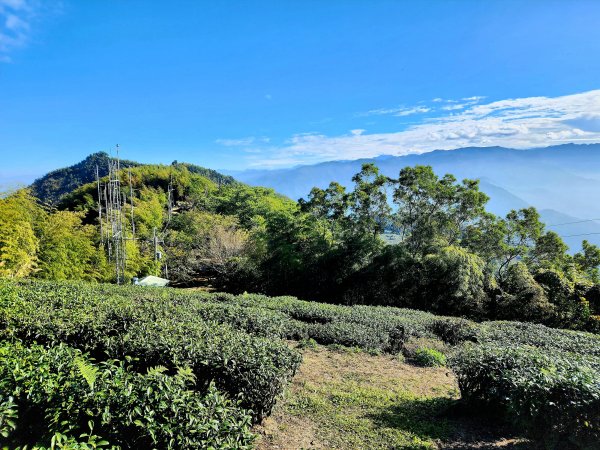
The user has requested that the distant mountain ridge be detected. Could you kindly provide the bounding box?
[30,152,236,205]
[28,144,600,251]
[228,144,600,251]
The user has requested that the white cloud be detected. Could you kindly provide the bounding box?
[0,0,33,61]
[362,96,485,117]
[462,96,486,102]
[441,104,465,111]
[250,89,600,168]
[216,136,270,146]
[362,105,430,117]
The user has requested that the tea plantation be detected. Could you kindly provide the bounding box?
[1,279,598,449]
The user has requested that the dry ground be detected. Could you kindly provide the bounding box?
[254,344,530,450]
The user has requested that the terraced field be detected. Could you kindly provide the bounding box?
[0,280,598,448]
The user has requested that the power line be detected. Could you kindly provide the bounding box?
[547,218,600,227]
[560,232,600,238]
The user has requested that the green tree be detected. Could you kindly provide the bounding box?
[0,190,40,278]
[349,163,391,237]
[495,207,544,281]
[496,262,554,321]
[36,211,97,281]
[574,240,600,283]
[527,231,569,270]
[421,246,490,316]
[391,166,489,257]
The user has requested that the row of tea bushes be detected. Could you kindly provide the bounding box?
[0,340,255,449]
[0,280,301,420]
[476,321,600,358]
[450,344,600,448]
[4,279,600,447]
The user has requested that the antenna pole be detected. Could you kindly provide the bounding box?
[129,169,135,240]
[153,227,158,261]
[96,165,103,245]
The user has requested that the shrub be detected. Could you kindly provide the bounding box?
[0,340,255,449]
[413,348,447,367]
[477,321,600,358]
[496,262,554,321]
[297,338,318,349]
[0,280,301,420]
[450,344,600,448]
[429,318,478,345]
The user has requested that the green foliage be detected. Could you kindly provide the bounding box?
[74,357,99,390]
[36,211,98,281]
[0,190,40,279]
[0,340,254,449]
[413,348,447,367]
[575,240,600,283]
[476,321,600,358]
[31,152,140,206]
[1,279,600,448]
[495,262,554,321]
[429,318,478,345]
[421,246,490,316]
[297,337,318,349]
[8,159,600,331]
[392,166,489,256]
[451,343,600,447]
[0,280,302,421]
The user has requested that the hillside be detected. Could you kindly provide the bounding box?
[30,152,236,205]
[229,144,600,251]
[1,279,598,448]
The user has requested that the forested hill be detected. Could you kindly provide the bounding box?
[30,152,236,205]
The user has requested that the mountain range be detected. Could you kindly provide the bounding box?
[227,144,600,252]
[22,144,600,252]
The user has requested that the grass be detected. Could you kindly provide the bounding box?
[255,344,529,450]
[256,345,458,449]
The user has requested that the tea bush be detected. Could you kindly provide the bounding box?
[451,344,600,447]
[429,317,478,345]
[0,340,255,449]
[3,278,600,447]
[0,280,301,420]
[413,348,447,367]
[477,321,600,358]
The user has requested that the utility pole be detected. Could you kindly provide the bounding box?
[129,169,135,240]
[153,227,158,261]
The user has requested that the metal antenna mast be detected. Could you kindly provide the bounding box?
[95,146,175,284]
[96,145,131,284]
[129,169,136,240]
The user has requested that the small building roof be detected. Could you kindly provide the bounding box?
[137,275,170,287]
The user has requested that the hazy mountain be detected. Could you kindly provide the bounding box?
[538,209,600,253]
[27,145,600,251]
[229,144,600,251]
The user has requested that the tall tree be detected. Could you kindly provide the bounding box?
[36,211,97,281]
[349,164,391,237]
[0,190,40,278]
[574,240,600,283]
[391,166,489,257]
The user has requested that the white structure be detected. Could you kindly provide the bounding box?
[135,275,170,287]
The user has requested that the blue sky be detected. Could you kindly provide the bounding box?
[2,0,600,185]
